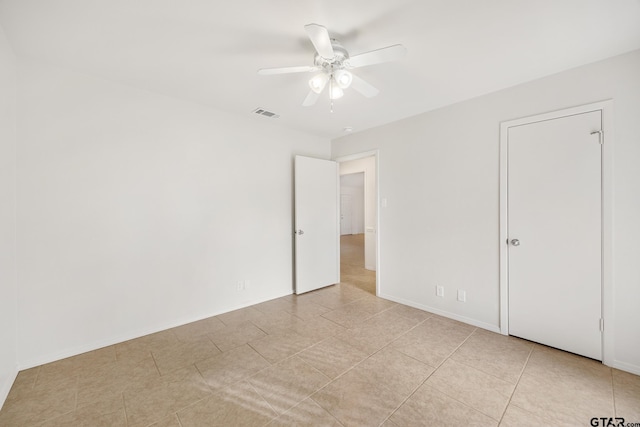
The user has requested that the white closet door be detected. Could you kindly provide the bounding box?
[508,110,602,360]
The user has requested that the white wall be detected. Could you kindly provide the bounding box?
[16,61,330,368]
[339,157,376,271]
[332,49,640,374]
[0,24,18,407]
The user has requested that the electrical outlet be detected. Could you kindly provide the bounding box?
[436,286,444,298]
[236,281,245,291]
[457,289,466,302]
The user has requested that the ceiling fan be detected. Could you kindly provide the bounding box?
[258,24,407,108]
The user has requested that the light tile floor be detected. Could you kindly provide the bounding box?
[0,236,638,426]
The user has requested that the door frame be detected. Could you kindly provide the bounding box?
[334,150,380,295]
[499,100,613,366]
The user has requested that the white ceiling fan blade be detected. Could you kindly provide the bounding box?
[304,24,335,60]
[350,75,380,98]
[302,90,320,107]
[347,44,407,68]
[258,65,319,75]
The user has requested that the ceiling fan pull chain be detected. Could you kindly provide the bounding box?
[330,77,334,113]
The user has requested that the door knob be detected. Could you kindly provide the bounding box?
[296,229,304,235]
[510,239,520,246]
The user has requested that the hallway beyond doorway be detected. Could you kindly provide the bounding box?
[340,234,376,295]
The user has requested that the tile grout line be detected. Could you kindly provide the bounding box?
[311,292,370,311]
[36,407,76,425]
[193,361,216,395]
[304,313,437,425]
[448,346,532,386]
[188,345,295,426]
[73,375,79,411]
[245,311,357,368]
[294,354,334,385]
[206,335,223,354]
[189,343,275,394]
[148,350,161,377]
[245,379,279,422]
[610,368,617,418]
[308,314,432,397]
[496,343,534,425]
[121,392,129,426]
[500,344,616,426]
[318,302,378,326]
[32,366,41,391]
[165,363,216,426]
[172,394,213,424]
[250,321,279,336]
[307,394,346,427]
[378,326,479,426]
[176,411,184,427]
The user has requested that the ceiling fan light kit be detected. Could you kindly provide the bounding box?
[309,73,329,94]
[334,70,353,89]
[329,80,344,100]
[258,23,407,109]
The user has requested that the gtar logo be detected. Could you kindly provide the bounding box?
[590,418,625,427]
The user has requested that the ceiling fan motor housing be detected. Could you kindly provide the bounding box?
[314,40,350,71]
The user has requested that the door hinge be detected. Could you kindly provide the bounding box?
[599,318,604,332]
[591,130,603,144]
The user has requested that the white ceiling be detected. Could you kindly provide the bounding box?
[1,0,639,139]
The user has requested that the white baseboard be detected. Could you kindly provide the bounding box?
[17,287,639,379]
[0,366,19,410]
[612,360,640,376]
[18,290,293,371]
[379,293,501,334]
[378,294,640,377]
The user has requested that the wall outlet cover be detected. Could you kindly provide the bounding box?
[457,289,466,302]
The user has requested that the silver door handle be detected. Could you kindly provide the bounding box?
[296,229,304,235]
[510,239,520,246]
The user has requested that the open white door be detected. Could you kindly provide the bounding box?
[294,155,339,294]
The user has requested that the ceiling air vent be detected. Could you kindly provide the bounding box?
[252,108,280,119]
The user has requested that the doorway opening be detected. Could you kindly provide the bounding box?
[337,153,378,295]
